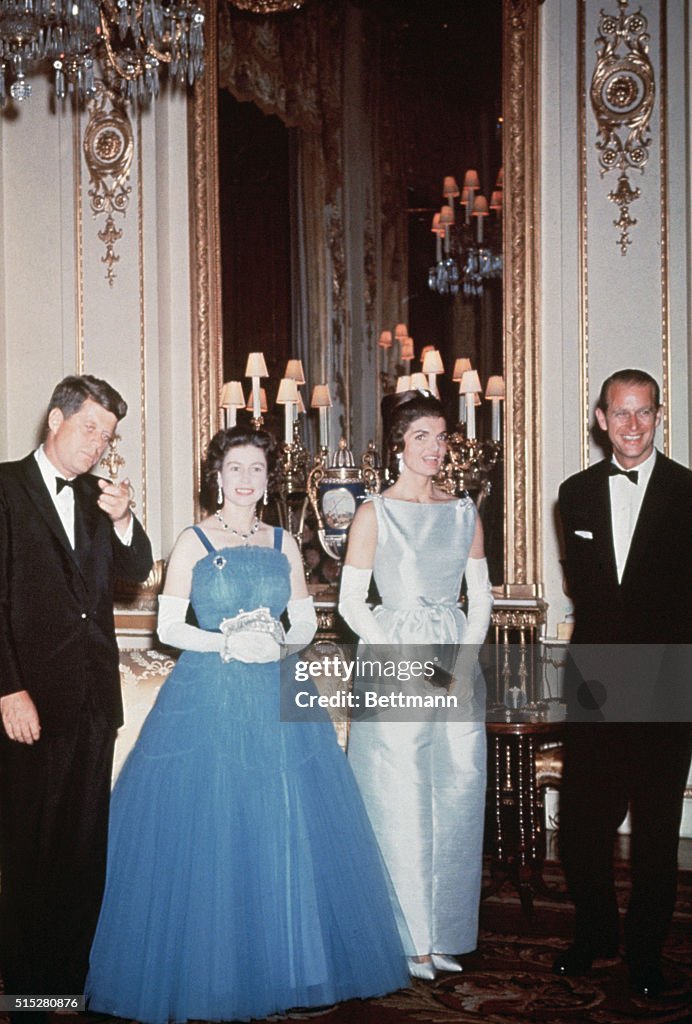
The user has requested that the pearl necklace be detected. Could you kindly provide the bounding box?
[214,510,260,543]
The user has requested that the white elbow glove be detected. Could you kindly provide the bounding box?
[450,557,493,705]
[283,596,318,654]
[157,595,225,653]
[338,565,388,646]
[223,631,282,664]
[464,556,493,646]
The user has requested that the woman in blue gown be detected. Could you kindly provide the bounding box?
[86,427,408,1023]
[339,390,493,981]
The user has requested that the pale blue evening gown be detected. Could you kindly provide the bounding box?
[348,495,487,956]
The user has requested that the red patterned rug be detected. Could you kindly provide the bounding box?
[276,861,692,1024]
[2,861,690,1024]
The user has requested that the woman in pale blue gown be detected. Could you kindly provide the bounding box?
[339,390,493,980]
[86,427,408,1023]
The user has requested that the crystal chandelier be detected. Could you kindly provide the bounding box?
[229,0,304,11]
[0,0,205,107]
[428,169,503,298]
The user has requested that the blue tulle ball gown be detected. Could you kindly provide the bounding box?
[86,527,408,1023]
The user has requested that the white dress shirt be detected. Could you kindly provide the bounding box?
[609,448,656,582]
[35,445,78,547]
[34,446,133,548]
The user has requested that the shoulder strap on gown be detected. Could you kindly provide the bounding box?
[273,527,283,551]
[190,525,216,553]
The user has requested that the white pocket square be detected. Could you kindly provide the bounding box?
[574,529,593,539]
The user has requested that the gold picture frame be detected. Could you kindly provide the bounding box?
[188,0,543,598]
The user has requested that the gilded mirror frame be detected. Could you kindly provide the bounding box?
[188,0,542,597]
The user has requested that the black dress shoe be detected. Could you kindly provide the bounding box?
[553,944,595,977]
[553,941,618,977]
[628,963,664,998]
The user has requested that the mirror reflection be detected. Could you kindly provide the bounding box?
[216,0,503,581]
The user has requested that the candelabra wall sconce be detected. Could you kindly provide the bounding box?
[274,423,312,540]
[220,355,381,571]
[429,169,503,298]
[438,434,502,504]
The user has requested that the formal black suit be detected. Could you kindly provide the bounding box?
[558,451,691,968]
[0,453,153,998]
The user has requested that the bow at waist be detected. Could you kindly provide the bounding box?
[377,596,461,613]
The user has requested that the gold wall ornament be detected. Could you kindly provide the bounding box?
[608,170,641,254]
[83,82,134,285]
[590,0,655,253]
[502,0,542,597]
[101,433,126,481]
[100,433,137,511]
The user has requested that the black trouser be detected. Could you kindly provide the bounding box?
[0,701,115,998]
[559,722,691,966]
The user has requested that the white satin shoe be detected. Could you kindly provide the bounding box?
[407,956,436,981]
[431,953,463,973]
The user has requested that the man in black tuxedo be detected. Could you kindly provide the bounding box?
[0,375,153,1007]
[554,368,691,997]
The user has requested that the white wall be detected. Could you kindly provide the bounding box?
[0,76,195,561]
[540,0,691,636]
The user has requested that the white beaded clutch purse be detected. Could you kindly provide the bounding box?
[219,607,285,645]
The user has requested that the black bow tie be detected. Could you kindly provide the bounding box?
[56,477,77,494]
[607,464,639,484]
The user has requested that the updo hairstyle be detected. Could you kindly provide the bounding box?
[382,390,446,455]
[201,426,278,513]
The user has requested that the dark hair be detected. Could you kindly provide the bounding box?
[48,375,128,421]
[201,426,277,512]
[382,390,447,454]
[597,369,660,413]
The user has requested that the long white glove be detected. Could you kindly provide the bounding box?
[157,596,281,663]
[338,565,388,646]
[464,556,493,645]
[224,632,282,664]
[283,596,318,655]
[448,557,493,705]
[157,595,225,653]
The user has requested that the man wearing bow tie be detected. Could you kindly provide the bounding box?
[0,375,153,1012]
[554,369,691,997]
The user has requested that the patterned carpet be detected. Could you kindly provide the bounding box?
[2,860,690,1024]
[275,861,692,1024]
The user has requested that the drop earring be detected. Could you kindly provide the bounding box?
[217,481,224,507]
[396,452,405,475]
[263,487,268,506]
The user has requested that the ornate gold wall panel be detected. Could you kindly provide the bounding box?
[73,106,85,374]
[578,0,671,465]
[590,0,655,254]
[578,1,590,467]
[501,0,542,596]
[189,0,224,503]
[83,84,134,286]
[658,0,670,453]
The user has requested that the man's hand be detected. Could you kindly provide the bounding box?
[97,477,132,535]
[1,690,41,744]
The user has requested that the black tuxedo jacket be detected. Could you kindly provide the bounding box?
[558,452,691,722]
[0,453,153,736]
[559,452,691,645]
